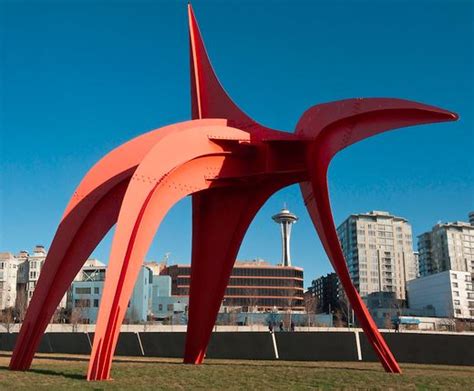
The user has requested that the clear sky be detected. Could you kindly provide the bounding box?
[1,0,473,287]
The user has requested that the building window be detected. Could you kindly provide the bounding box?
[158,304,163,311]
[453,282,458,288]
[455,309,462,315]
[453,291,459,297]
[452,273,457,279]
[94,299,99,307]
[454,300,460,305]
[74,299,90,307]
[167,304,173,311]
[75,287,91,294]
[94,287,100,294]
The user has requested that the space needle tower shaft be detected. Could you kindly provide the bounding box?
[272,207,298,267]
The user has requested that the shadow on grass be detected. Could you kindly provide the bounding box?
[0,365,85,381]
[199,361,381,373]
[0,352,382,374]
[29,368,86,380]
[0,352,87,363]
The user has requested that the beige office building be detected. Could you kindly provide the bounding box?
[418,218,474,277]
[0,252,22,310]
[337,211,417,300]
[16,245,48,305]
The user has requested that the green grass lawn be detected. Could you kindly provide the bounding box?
[0,352,473,390]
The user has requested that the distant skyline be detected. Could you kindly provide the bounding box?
[1,1,473,287]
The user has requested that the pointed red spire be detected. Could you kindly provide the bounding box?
[188,5,255,126]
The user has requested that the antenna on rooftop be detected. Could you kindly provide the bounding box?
[161,252,171,264]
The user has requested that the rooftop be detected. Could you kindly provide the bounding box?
[346,210,409,223]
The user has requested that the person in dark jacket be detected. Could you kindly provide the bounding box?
[268,322,274,333]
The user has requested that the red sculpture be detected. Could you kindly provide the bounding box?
[10,5,457,381]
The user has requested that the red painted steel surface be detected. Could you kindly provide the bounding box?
[10,4,458,381]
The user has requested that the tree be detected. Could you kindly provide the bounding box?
[284,288,297,329]
[437,300,456,332]
[228,309,239,326]
[129,306,141,324]
[304,294,318,327]
[244,288,259,326]
[70,299,87,332]
[333,308,345,327]
[15,288,28,323]
[337,291,351,327]
[455,319,466,332]
[383,313,393,330]
[0,307,15,333]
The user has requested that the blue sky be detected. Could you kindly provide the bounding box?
[1,0,473,287]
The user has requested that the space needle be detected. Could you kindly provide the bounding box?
[272,205,298,267]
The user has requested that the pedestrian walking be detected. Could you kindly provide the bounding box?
[394,320,400,333]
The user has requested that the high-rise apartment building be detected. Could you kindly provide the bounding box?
[308,273,340,313]
[337,211,417,300]
[417,232,434,276]
[417,219,474,277]
[0,252,22,310]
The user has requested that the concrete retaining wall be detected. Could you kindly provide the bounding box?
[207,332,275,360]
[139,332,185,358]
[1,331,473,366]
[275,331,358,361]
[360,332,474,366]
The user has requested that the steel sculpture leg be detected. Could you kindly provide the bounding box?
[87,124,254,380]
[10,119,233,373]
[301,144,400,373]
[184,183,283,363]
[10,179,130,371]
[295,98,458,373]
[87,180,185,380]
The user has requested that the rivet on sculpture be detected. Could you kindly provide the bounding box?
[10,5,458,381]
